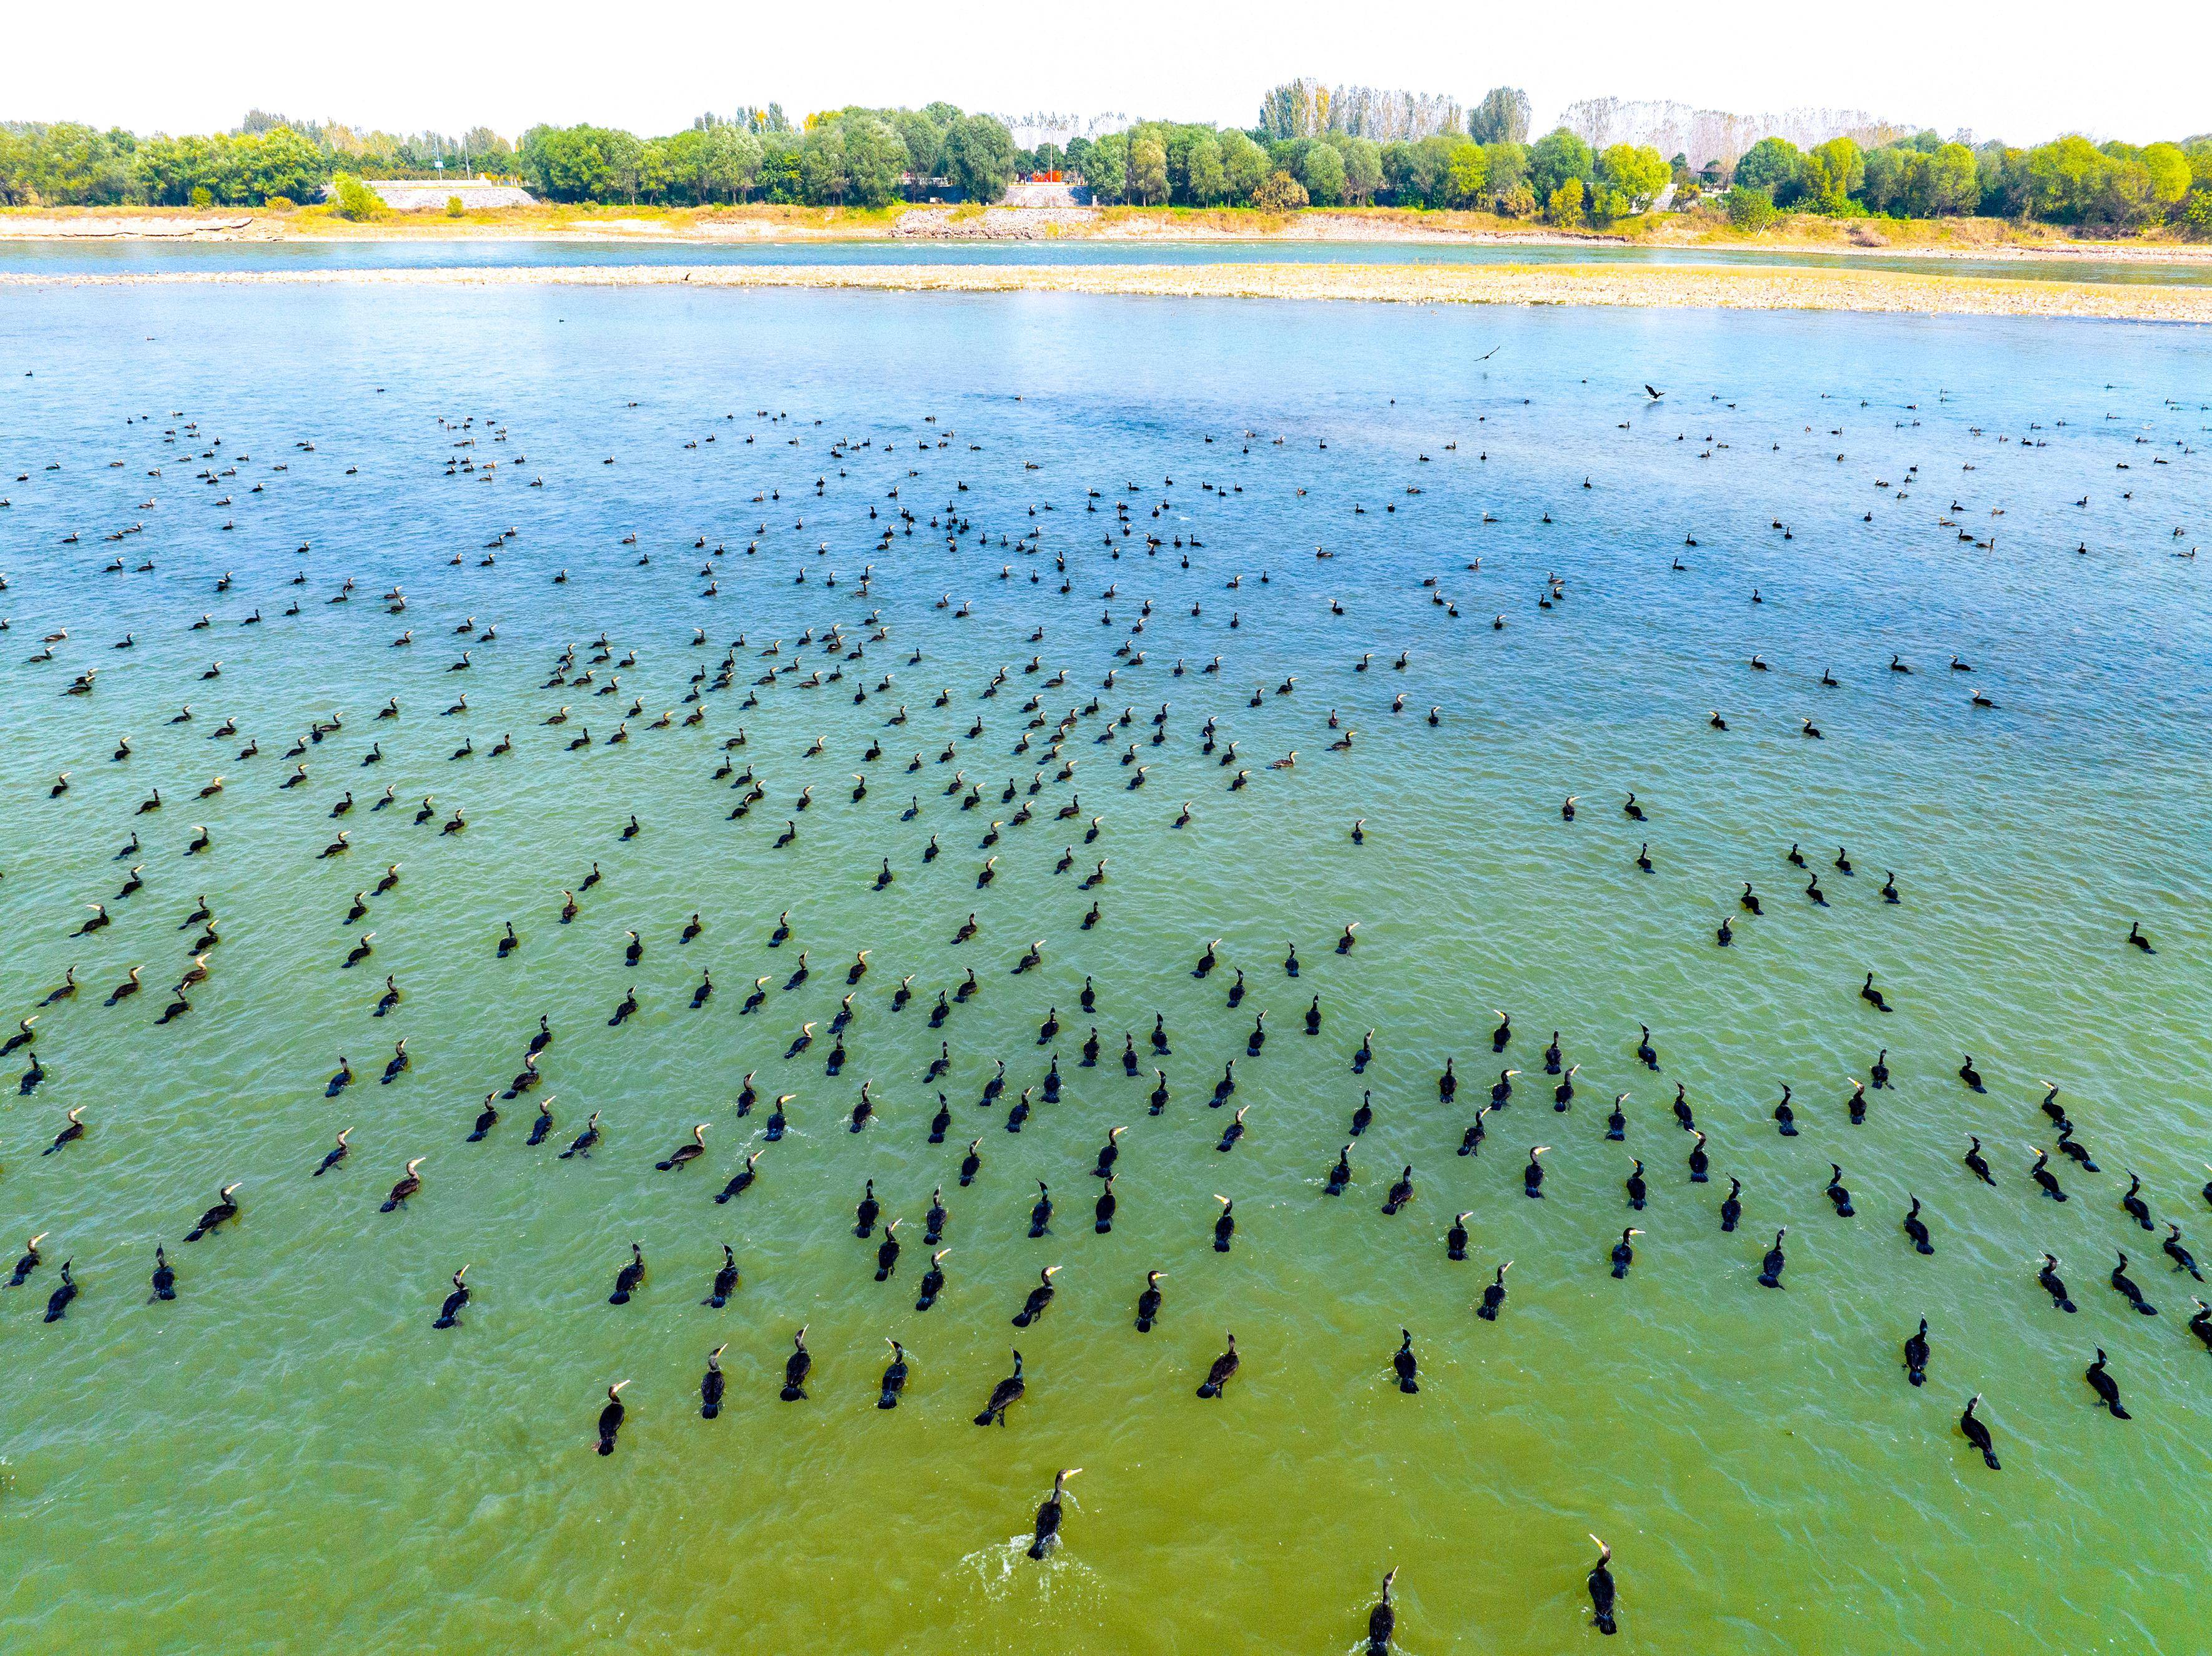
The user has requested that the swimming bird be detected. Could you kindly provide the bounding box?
[1196,1333,1240,1398]
[433,1266,471,1329]
[1959,1394,2000,1469]
[1028,1468,1081,1559]
[656,1124,708,1171]
[975,1348,1026,1423]
[1476,1261,1511,1320]
[1365,1569,1397,1655]
[2038,1253,2077,1313]
[2110,1251,2157,1315]
[185,1185,242,1240]
[1757,1227,1787,1288]
[781,1327,814,1401]
[378,1159,423,1212]
[595,1381,629,1454]
[2085,1348,2130,1419]
[1391,1329,1420,1393]
[1904,1318,1929,1386]
[1587,1536,1618,1635]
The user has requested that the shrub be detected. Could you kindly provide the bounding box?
[188,185,212,209]
[1252,170,1309,213]
[331,173,383,222]
[446,195,466,218]
[1726,184,1778,232]
[264,195,295,212]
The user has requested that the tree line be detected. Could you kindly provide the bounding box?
[513,105,1015,207]
[4,93,2210,233]
[1719,130,2212,232]
[0,114,517,208]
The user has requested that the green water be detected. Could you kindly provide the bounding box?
[1,284,2208,1654]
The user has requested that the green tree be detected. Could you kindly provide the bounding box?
[891,110,945,193]
[1546,176,1585,225]
[1799,136,1864,213]
[1733,137,1801,201]
[1338,135,1382,205]
[446,195,465,217]
[1596,143,1668,212]
[799,122,850,204]
[2143,142,2192,212]
[1468,87,1532,146]
[2028,135,2110,222]
[1186,134,1227,205]
[1485,140,1528,198]
[945,115,1016,203]
[1219,130,1269,205]
[1528,128,1595,202]
[1442,137,1490,208]
[1301,140,1347,206]
[1085,132,1128,203]
[842,115,909,207]
[1129,134,1168,204]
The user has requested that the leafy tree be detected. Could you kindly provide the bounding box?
[1596,143,1668,212]
[842,115,908,207]
[2143,142,2192,210]
[1545,177,1585,225]
[1220,130,1269,204]
[1468,87,1532,146]
[1186,134,1227,205]
[1442,137,1489,207]
[945,115,1016,203]
[799,122,850,204]
[2028,134,2108,222]
[1798,136,1864,213]
[1084,132,1128,203]
[1733,137,1801,201]
[1528,128,1595,202]
[1301,140,1347,205]
[1338,135,1382,205]
[446,194,465,217]
[1129,134,1168,204]
[892,110,945,192]
[1485,140,1528,197]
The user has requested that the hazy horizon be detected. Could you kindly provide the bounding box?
[9,0,2208,150]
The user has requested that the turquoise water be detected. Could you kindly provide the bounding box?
[4,233,2212,287]
[1,283,2210,1654]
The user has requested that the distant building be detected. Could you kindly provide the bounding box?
[323,177,536,211]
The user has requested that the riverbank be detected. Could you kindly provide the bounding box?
[4,201,2210,263]
[7,258,2208,322]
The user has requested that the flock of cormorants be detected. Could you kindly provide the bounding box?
[2,360,2203,1647]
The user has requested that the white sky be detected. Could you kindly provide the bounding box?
[10,0,2206,147]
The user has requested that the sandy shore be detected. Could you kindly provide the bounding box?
[5,259,2208,323]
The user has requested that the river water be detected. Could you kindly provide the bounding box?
[3,233,2211,287]
[1,278,2208,1654]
